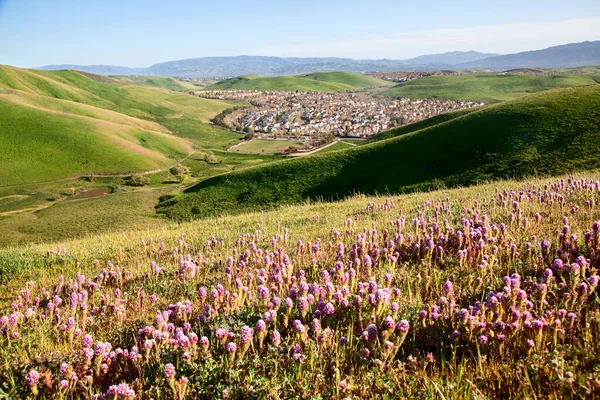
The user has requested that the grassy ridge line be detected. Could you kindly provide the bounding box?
[157,85,600,220]
[111,75,200,91]
[206,71,393,92]
[380,73,600,103]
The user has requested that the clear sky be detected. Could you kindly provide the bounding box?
[1,0,599,67]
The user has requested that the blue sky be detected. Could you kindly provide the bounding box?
[0,0,599,67]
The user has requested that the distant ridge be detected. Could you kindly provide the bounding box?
[403,51,499,65]
[458,41,600,69]
[36,64,145,75]
[35,41,599,78]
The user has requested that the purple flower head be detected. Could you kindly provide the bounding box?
[271,330,281,346]
[384,316,395,331]
[298,297,309,314]
[292,319,306,334]
[240,326,254,344]
[324,302,336,317]
[396,319,410,333]
[200,336,209,349]
[457,309,469,320]
[26,370,39,387]
[226,342,237,353]
[443,280,454,296]
[255,319,267,333]
[82,334,93,349]
[257,285,270,300]
[367,324,378,341]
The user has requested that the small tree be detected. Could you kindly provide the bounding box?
[127,174,150,187]
[170,164,191,176]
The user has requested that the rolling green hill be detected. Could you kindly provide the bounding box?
[0,65,243,185]
[112,75,202,91]
[158,85,600,220]
[380,73,600,103]
[206,71,392,92]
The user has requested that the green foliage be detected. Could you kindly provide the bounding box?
[126,174,150,187]
[158,86,600,220]
[170,164,191,176]
[380,73,600,103]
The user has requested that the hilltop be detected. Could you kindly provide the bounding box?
[158,85,600,219]
[205,72,392,92]
[380,73,600,103]
[111,75,201,92]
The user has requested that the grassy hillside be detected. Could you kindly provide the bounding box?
[367,108,478,143]
[381,73,600,103]
[158,85,600,220]
[2,173,600,398]
[0,100,191,185]
[0,65,249,185]
[0,65,241,148]
[112,75,201,91]
[206,71,392,92]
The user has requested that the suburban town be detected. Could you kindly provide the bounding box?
[192,89,483,139]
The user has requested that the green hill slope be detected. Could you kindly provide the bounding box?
[380,73,600,103]
[112,75,200,91]
[158,85,600,219]
[0,66,243,185]
[206,71,392,92]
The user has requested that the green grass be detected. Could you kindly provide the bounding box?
[310,140,356,154]
[206,71,392,92]
[157,85,600,220]
[367,108,478,143]
[228,139,304,154]
[0,100,190,186]
[0,65,256,187]
[0,65,242,149]
[0,189,170,247]
[112,75,200,91]
[380,73,600,103]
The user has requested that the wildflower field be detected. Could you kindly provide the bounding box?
[2,173,600,398]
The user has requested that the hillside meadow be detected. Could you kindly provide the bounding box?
[206,72,393,92]
[380,73,600,103]
[1,173,600,398]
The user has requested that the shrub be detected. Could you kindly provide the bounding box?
[126,174,149,187]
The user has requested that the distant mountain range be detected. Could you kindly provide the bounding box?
[457,41,600,69]
[403,51,499,66]
[35,41,600,78]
